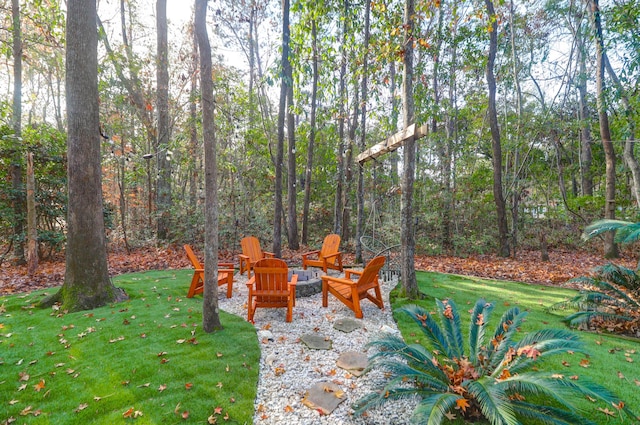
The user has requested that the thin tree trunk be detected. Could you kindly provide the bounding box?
[286,78,299,248]
[485,0,510,258]
[603,55,640,207]
[576,20,593,196]
[302,17,319,245]
[196,0,222,332]
[400,0,418,298]
[156,0,172,240]
[334,0,349,237]
[189,24,199,238]
[356,1,371,265]
[589,0,618,258]
[11,0,25,265]
[26,152,37,275]
[273,0,292,257]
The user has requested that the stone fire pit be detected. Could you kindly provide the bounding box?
[288,269,322,298]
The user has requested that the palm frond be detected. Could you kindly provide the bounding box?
[594,263,639,289]
[469,298,495,366]
[411,393,461,425]
[436,298,465,359]
[582,219,634,241]
[466,378,517,425]
[400,304,451,357]
[487,308,528,372]
[352,387,423,416]
[371,358,450,390]
[612,222,640,244]
[510,400,598,425]
[563,310,635,327]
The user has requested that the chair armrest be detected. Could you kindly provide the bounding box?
[321,251,342,260]
[302,250,320,260]
[322,275,357,286]
[238,254,249,261]
[219,268,235,274]
[246,276,256,288]
[288,274,298,286]
[219,262,234,269]
[345,269,363,279]
[263,251,275,258]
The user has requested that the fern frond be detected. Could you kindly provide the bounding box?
[469,298,494,366]
[436,298,465,359]
[400,304,450,357]
[412,393,461,425]
[466,378,517,425]
[582,219,634,241]
[510,400,598,425]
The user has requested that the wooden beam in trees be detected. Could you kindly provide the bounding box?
[356,123,428,164]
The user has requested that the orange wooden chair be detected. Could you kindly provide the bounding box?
[184,244,235,298]
[238,236,275,278]
[301,233,344,273]
[321,256,386,319]
[246,258,298,323]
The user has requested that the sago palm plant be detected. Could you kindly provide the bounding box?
[549,262,640,332]
[354,298,635,425]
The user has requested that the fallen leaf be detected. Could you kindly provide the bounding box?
[33,379,45,392]
[185,382,193,390]
[74,403,88,412]
[158,384,167,392]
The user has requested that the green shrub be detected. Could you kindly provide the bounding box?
[355,298,635,425]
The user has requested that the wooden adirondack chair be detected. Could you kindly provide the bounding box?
[238,236,275,278]
[301,233,344,273]
[246,258,298,323]
[184,244,235,298]
[321,256,386,319]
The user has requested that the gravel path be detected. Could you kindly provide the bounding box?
[218,271,417,425]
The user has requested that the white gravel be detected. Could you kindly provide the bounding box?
[218,270,418,425]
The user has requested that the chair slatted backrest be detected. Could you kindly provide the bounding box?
[357,256,386,292]
[319,234,340,263]
[253,258,289,295]
[184,244,202,269]
[241,236,264,262]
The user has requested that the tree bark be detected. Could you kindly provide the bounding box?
[286,70,299,249]
[302,17,319,245]
[485,0,510,258]
[333,0,349,238]
[356,0,371,266]
[11,0,25,265]
[589,0,618,258]
[26,152,37,275]
[576,20,593,196]
[45,0,125,311]
[196,0,222,332]
[156,0,172,240]
[400,0,418,299]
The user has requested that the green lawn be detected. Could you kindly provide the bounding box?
[2,269,639,424]
[389,271,640,425]
[0,269,259,424]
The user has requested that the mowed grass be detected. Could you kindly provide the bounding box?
[0,269,259,424]
[390,271,640,425]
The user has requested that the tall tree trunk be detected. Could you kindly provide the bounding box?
[286,78,299,248]
[389,60,399,185]
[302,17,319,245]
[589,0,618,258]
[196,0,222,332]
[603,55,640,207]
[156,0,172,240]
[485,0,510,258]
[273,0,292,257]
[45,0,124,311]
[400,0,418,298]
[189,24,199,239]
[26,152,37,275]
[356,1,371,265]
[334,0,349,237]
[11,0,25,265]
[576,20,593,196]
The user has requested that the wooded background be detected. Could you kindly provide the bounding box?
[1,0,638,266]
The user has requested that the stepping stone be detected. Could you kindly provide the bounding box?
[336,351,368,377]
[300,334,332,350]
[333,317,362,333]
[301,381,346,415]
